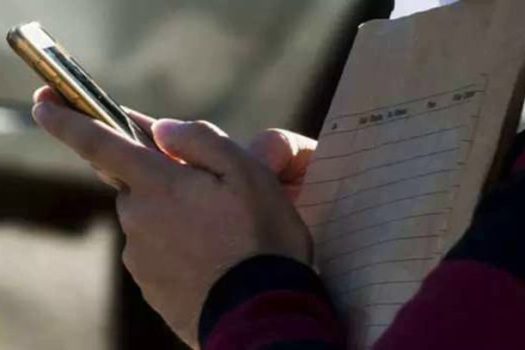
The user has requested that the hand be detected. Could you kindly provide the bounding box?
[248,129,317,202]
[32,87,312,347]
[32,87,157,190]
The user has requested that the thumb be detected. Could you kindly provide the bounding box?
[152,119,242,176]
[249,129,317,183]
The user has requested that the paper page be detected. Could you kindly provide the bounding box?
[299,78,486,347]
[297,1,525,348]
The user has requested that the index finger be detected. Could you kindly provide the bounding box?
[32,102,177,187]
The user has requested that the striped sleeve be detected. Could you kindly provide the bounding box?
[198,255,344,350]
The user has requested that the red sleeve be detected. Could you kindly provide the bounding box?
[374,261,525,349]
[199,256,345,350]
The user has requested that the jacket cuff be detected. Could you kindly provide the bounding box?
[198,255,334,347]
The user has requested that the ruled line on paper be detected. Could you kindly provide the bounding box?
[320,235,440,265]
[328,83,480,121]
[312,191,454,231]
[325,256,436,281]
[340,280,422,295]
[364,323,393,328]
[314,124,469,162]
[322,98,478,138]
[304,147,461,186]
[312,190,453,227]
[314,211,451,242]
[318,216,446,253]
[362,302,405,308]
[298,168,459,208]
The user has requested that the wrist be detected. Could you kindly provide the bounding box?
[198,255,336,348]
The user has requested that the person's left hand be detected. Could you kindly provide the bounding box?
[248,129,317,202]
[32,86,312,348]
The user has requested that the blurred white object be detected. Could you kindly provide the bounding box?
[0,107,25,133]
[392,0,459,19]
[0,221,114,350]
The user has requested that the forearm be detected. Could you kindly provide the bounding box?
[198,256,344,350]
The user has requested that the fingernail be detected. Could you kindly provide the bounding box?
[32,86,47,103]
[32,102,49,122]
[32,102,59,129]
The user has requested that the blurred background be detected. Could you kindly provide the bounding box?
[0,0,465,349]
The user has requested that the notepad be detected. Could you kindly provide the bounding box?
[296,1,525,348]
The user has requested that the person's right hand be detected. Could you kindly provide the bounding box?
[31,86,313,348]
[248,129,318,202]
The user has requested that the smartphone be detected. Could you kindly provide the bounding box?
[6,22,155,147]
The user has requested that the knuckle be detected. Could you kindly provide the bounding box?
[192,119,214,131]
[263,128,288,142]
[178,120,231,156]
[75,131,104,160]
[115,194,127,212]
[183,121,211,141]
[121,245,133,270]
[38,106,72,138]
[116,196,139,233]
[45,112,68,138]
[255,129,290,150]
[190,120,227,137]
[121,244,142,279]
[119,212,136,234]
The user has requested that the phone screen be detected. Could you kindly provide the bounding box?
[44,46,135,136]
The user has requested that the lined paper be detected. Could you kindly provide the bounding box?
[297,80,486,348]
